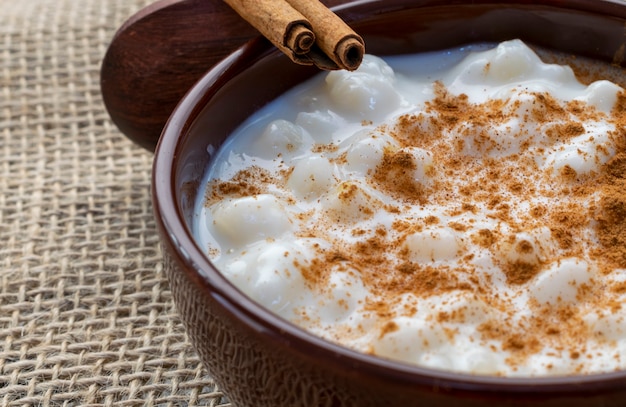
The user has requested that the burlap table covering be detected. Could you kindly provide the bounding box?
[0,1,230,405]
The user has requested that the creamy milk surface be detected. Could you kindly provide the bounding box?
[194,40,626,376]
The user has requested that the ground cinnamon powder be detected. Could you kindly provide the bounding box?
[372,149,428,204]
[204,165,273,204]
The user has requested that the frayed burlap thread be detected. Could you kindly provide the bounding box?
[0,0,230,405]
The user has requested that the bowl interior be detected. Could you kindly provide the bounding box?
[156,0,626,393]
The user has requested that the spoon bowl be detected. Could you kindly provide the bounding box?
[100,0,349,150]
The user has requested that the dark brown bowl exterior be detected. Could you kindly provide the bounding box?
[153,1,626,406]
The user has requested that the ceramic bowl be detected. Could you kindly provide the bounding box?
[153,1,626,405]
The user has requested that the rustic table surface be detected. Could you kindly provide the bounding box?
[0,0,231,405]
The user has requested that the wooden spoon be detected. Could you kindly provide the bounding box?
[101,0,351,151]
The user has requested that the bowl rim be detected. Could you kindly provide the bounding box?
[153,0,626,393]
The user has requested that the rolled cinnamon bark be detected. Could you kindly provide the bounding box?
[286,0,364,70]
[224,0,364,71]
[223,0,316,64]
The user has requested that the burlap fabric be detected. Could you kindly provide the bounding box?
[0,1,230,405]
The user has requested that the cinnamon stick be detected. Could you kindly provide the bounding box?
[224,0,364,71]
[286,0,364,71]
[223,0,316,64]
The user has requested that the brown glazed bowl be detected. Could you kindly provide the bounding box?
[153,0,626,406]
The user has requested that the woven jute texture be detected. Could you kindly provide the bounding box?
[0,1,230,405]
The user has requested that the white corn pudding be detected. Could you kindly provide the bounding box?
[194,40,626,377]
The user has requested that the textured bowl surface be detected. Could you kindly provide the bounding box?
[153,1,626,406]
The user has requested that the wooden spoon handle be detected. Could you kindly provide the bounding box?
[101,0,351,151]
